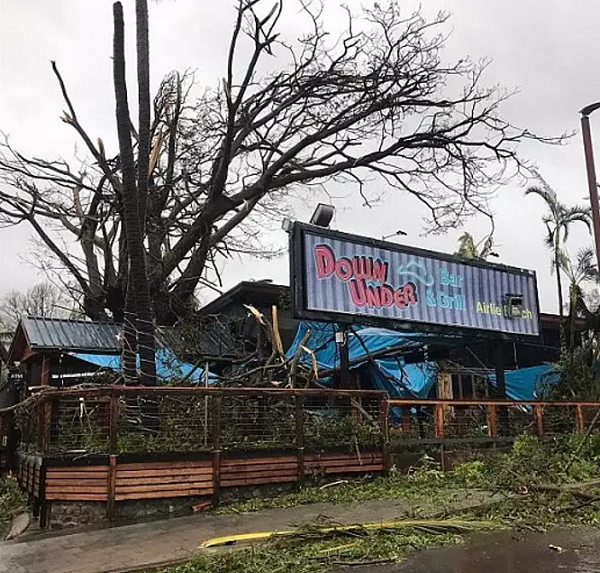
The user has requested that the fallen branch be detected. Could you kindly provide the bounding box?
[533,483,600,501]
[199,518,497,548]
[289,329,312,388]
[564,407,600,475]
[271,305,284,357]
[319,480,349,490]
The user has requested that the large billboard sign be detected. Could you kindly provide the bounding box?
[290,223,540,338]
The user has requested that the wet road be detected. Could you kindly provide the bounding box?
[335,528,600,573]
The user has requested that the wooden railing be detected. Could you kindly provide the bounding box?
[10,387,600,528]
[387,398,599,442]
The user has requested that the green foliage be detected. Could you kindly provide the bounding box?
[485,434,600,491]
[0,478,27,524]
[451,460,486,488]
[488,435,553,489]
[542,343,600,401]
[151,527,468,573]
[304,414,381,450]
[455,232,495,260]
[406,454,446,484]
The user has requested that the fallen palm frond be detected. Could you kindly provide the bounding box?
[199,518,497,548]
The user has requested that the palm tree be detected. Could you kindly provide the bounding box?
[560,248,598,349]
[455,232,497,260]
[525,175,591,317]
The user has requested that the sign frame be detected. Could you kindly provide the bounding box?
[290,222,542,341]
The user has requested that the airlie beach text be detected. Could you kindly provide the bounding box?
[476,301,534,319]
[313,243,535,321]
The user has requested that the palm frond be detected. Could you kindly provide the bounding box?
[575,247,598,283]
[456,232,478,259]
[525,185,557,207]
[199,519,498,548]
[560,206,592,239]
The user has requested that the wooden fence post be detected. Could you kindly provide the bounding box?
[434,403,445,439]
[401,409,411,435]
[486,404,498,438]
[212,394,222,507]
[109,394,119,454]
[576,405,584,433]
[107,455,117,522]
[40,398,52,455]
[533,405,544,437]
[107,394,119,522]
[295,394,305,485]
[379,399,390,473]
[39,462,49,528]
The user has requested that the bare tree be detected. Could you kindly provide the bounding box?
[0,282,69,330]
[0,1,562,326]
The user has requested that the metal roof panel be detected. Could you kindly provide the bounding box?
[22,317,121,352]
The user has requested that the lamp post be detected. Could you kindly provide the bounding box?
[382,229,407,240]
[303,203,351,386]
[580,102,600,271]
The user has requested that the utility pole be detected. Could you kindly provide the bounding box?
[580,102,600,272]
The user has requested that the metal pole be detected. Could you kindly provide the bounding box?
[203,362,209,448]
[581,107,600,271]
[337,325,350,387]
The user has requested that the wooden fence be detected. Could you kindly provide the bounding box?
[9,386,388,526]
[7,387,600,528]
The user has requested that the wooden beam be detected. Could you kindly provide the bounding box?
[40,355,51,386]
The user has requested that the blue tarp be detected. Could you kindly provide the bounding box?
[286,321,445,398]
[71,348,216,384]
[287,321,565,401]
[489,364,559,401]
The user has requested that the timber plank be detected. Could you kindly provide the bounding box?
[116,482,213,494]
[115,488,212,501]
[221,475,298,487]
[306,458,382,469]
[220,456,297,467]
[220,461,298,471]
[305,454,382,463]
[46,471,108,480]
[46,478,107,487]
[221,469,298,480]
[46,465,108,473]
[46,485,107,494]
[307,461,383,469]
[116,468,212,479]
[116,461,212,471]
[117,475,214,486]
[46,492,106,501]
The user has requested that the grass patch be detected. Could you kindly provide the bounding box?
[0,477,27,524]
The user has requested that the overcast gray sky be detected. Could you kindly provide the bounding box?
[1,0,599,314]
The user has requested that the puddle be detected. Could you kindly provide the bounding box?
[334,528,600,573]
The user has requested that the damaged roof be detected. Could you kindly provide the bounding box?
[8,317,121,362]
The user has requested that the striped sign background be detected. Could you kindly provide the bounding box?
[301,231,540,337]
